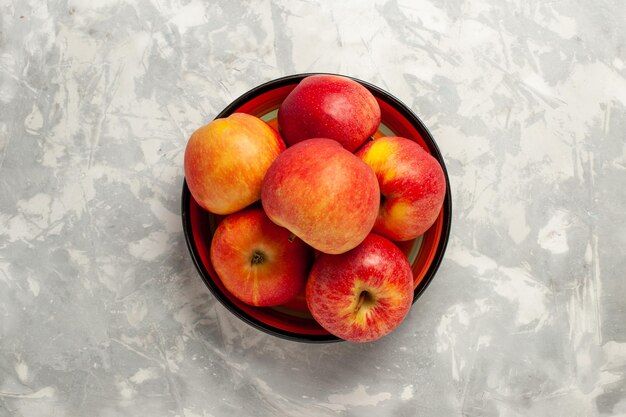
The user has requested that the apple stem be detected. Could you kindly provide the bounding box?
[287,233,296,243]
[355,290,369,312]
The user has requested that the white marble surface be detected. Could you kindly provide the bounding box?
[1,0,626,416]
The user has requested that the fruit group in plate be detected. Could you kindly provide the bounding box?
[278,74,381,152]
[356,136,446,241]
[210,207,313,306]
[262,138,380,255]
[184,113,285,215]
[182,74,450,343]
[305,234,414,342]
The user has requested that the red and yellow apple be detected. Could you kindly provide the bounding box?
[210,207,313,307]
[184,113,285,215]
[355,136,446,241]
[278,75,381,152]
[306,233,414,342]
[262,138,380,255]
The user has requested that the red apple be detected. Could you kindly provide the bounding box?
[306,234,414,342]
[262,138,379,255]
[355,136,446,241]
[278,75,381,152]
[184,113,285,215]
[210,207,313,307]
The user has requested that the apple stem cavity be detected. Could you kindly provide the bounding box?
[355,290,373,313]
[250,250,266,266]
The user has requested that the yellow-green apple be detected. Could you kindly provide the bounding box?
[306,233,414,342]
[355,136,446,241]
[184,113,285,215]
[210,207,313,307]
[278,75,381,152]
[262,138,379,255]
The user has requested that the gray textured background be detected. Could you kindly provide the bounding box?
[1,0,626,416]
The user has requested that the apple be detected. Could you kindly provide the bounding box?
[262,138,380,255]
[355,136,446,241]
[278,75,381,152]
[210,207,313,307]
[306,233,414,342]
[184,113,285,215]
